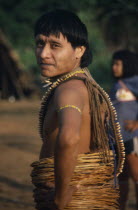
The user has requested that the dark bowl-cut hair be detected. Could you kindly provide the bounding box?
[112,50,138,79]
[34,9,92,68]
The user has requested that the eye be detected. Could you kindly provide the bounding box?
[36,40,44,48]
[51,43,60,49]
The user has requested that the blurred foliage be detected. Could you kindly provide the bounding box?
[0,0,137,89]
[94,0,138,51]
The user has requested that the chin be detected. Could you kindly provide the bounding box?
[41,71,58,78]
[114,74,121,78]
[41,69,52,77]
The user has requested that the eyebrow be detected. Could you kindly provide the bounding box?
[49,40,62,45]
[35,36,62,44]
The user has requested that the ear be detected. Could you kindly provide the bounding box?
[75,46,86,59]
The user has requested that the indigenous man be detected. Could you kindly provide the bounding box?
[31,10,125,210]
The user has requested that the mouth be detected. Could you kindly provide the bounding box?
[40,62,54,65]
[39,63,54,69]
[113,71,118,74]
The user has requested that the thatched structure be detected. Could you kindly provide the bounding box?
[0,30,33,100]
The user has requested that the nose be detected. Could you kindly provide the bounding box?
[39,44,51,59]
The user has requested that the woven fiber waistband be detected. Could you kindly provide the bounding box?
[31,152,119,209]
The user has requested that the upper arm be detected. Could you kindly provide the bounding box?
[54,82,85,136]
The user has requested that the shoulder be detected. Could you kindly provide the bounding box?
[56,79,87,98]
[53,79,87,107]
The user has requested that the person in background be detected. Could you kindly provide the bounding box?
[110,50,138,210]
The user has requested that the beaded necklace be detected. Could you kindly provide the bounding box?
[39,67,125,176]
[39,69,85,141]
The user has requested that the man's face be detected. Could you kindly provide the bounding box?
[112,59,123,78]
[35,33,83,77]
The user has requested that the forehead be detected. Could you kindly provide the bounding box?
[113,59,123,64]
[35,33,68,43]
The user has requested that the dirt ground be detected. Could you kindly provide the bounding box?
[0,100,137,210]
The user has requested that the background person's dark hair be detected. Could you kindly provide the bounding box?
[112,50,138,79]
[34,9,92,68]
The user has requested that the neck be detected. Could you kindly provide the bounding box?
[43,67,85,88]
[45,67,82,82]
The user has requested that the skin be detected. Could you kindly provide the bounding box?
[112,59,123,78]
[35,33,91,209]
[119,120,138,210]
[125,120,138,132]
[35,33,85,78]
[112,60,138,209]
[124,121,138,210]
[119,153,138,210]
